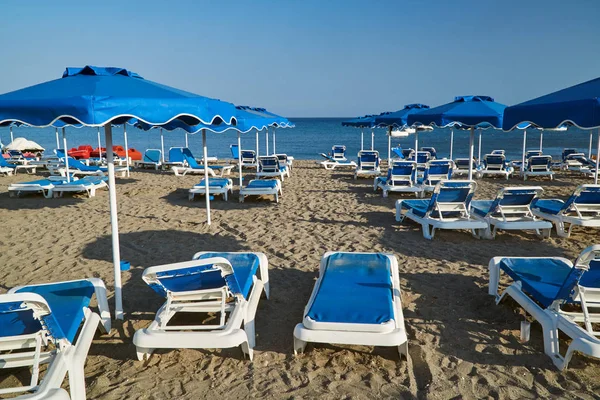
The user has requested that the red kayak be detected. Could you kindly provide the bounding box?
[68,145,93,159]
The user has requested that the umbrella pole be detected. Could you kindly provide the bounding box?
[273,128,276,154]
[160,128,165,163]
[266,128,269,156]
[104,124,123,320]
[256,129,259,159]
[202,129,211,225]
[238,131,242,188]
[185,132,189,148]
[387,127,391,167]
[468,127,474,181]
[589,130,594,159]
[414,131,419,154]
[55,128,60,150]
[361,129,364,150]
[521,130,527,178]
[10,126,13,143]
[539,131,543,152]
[371,129,374,150]
[62,128,70,183]
[595,129,600,185]
[449,129,454,160]
[477,130,482,164]
[124,126,130,177]
[97,128,102,162]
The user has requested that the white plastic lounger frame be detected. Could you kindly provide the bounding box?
[471,186,553,239]
[523,155,554,180]
[452,158,476,177]
[354,150,381,180]
[8,179,63,199]
[0,165,14,176]
[189,178,233,201]
[2,278,111,399]
[488,245,600,369]
[532,184,600,238]
[239,179,282,203]
[293,252,408,358]
[134,149,162,170]
[133,253,269,361]
[479,154,513,180]
[374,161,422,198]
[172,164,234,177]
[319,157,357,170]
[255,156,289,181]
[52,178,108,198]
[395,180,487,239]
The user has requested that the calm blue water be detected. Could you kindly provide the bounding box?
[0,118,597,161]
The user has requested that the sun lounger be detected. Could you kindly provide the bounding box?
[471,186,553,239]
[354,150,380,180]
[189,178,233,201]
[52,176,108,198]
[255,156,289,181]
[172,148,234,177]
[8,176,69,198]
[420,147,437,159]
[0,156,37,174]
[239,179,282,203]
[133,252,269,361]
[162,147,186,169]
[408,151,431,176]
[478,154,514,179]
[1,278,111,398]
[59,157,127,177]
[293,252,408,358]
[491,149,505,155]
[531,184,600,237]
[319,153,357,170]
[488,245,600,369]
[230,145,258,169]
[452,158,476,177]
[332,145,347,161]
[395,180,487,239]
[135,149,162,170]
[513,150,544,171]
[274,153,293,171]
[418,160,453,193]
[374,161,422,197]
[523,155,554,180]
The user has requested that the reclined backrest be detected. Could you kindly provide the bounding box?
[423,160,452,181]
[402,148,415,159]
[421,147,437,159]
[454,158,476,169]
[358,151,379,168]
[491,149,505,155]
[415,151,430,165]
[182,148,201,168]
[526,150,543,158]
[562,148,578,162]
[168,147,185,163]
[66,157,94,171]
[144,149,161,163]
[332,145,346,158]
[388,161,416,184]
[555,245,600,305]
[485,187,543,217]
[241,150,257,163]
[527,155,552,168]
[230,144,240,159]
[426,180,476,217]
[259,156,280,172]
[484,154,506,169]
[560,185,600,214]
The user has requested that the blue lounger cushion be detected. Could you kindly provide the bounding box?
[196,252,260,299]
[0,303,42,337]
[401,199,430,217]
[14,179,62,186]
[307,253,393,325]
[247,180,278,189]
[194,178,230,189]
[470,200,494,217]
[13,280,95,342]
[532,199,564,215]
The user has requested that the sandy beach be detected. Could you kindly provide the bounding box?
[1,161,599,399]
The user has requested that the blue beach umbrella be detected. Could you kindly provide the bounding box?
[503,76,600,183]
[374,104,431,163]
[0,65,240,320]
[407,95,507,180]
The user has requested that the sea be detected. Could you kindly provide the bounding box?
[1,118,597,161]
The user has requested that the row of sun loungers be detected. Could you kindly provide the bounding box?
[8,176,109,198]
[5,246,600,398]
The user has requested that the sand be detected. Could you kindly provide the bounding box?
[1,161,599,399]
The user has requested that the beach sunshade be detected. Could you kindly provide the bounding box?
[0,66,242,320]
[5,137,44,152]
[407,96,507,180]
[503,77,600,183]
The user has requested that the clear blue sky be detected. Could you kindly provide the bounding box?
[0,0,598,117]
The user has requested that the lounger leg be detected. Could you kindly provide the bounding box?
[398,341,408,359]
[422,223,434,240]
[554,221,569,238]
[488,260,501,297]
[383,190,388,198]
[293,337,307,355]
[136,346,154,361]
[240,341,253,361]
[535,228,551,239]
[274,193,279,203]
[239,195,244,203]
[395,201,404,222]
[189,193,194,201]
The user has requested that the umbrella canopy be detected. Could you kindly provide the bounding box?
[5,137,44,152]
[0,65,238,127]
[374,104,430,127]
[341,114,378,128]
[0,66,247,321]
[407,96,507,180]
[503,77,600,183]
[503,77,600,130]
